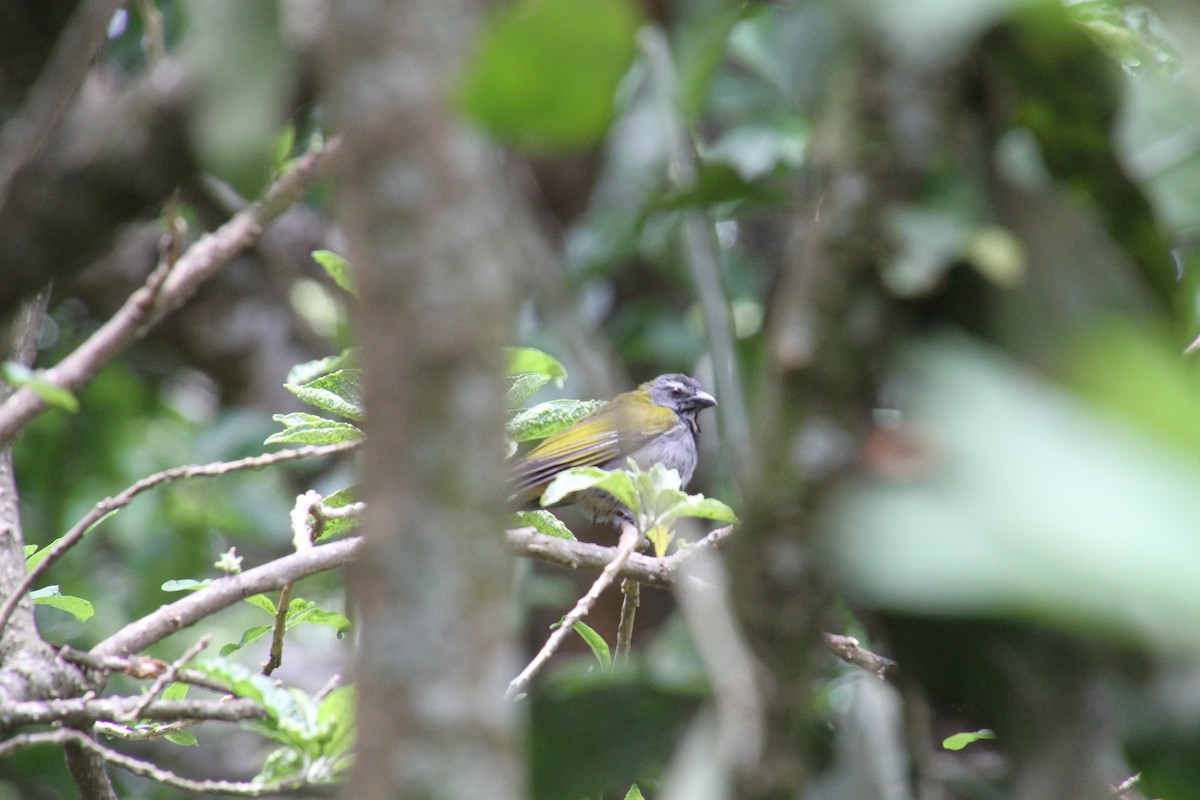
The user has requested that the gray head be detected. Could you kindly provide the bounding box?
[646,374,717,417]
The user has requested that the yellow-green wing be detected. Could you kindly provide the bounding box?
[509,392,677,506]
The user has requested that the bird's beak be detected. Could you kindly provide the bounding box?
[693,390,717,409]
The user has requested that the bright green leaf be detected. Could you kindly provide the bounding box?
[285,369,364,421]
[507,399,605,442]
[245,593,277,616]
[943,729,996,751]
[162,578,213,592]
[165,730,199,747]
[3,362,79,413]
[511,509,577,540]
[505,347,568,383]
[266,412,363,446]
[573,621,612,670]
[458,0,641,152]
[311,250,358,297]
[287,349,357,386]
[31,587,94,621]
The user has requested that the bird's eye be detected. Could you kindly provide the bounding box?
[670,386,684,396]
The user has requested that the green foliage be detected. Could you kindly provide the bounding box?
[540,462,736,551]
[457,0,641,152]
[219,594,351,657]
[266,412,363,446]
[29,586,93,622]
[511,509,576,540]
[311,250,358,298]
[190,659,355,783]
[313,486,361,541]
[505,347,568,408]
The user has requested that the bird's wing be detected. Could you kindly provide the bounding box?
[509,398,677,506]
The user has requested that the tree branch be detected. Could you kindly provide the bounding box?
[0,134,341,445]
[0,442,359,636]
[0,696,264,731]
[92,536,363,658]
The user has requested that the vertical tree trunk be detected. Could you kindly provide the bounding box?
[322,2,522,798]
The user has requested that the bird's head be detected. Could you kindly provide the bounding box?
[645,373,717,417]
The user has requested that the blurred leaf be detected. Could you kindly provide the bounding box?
[506,347,568,384]
[828,338,1200,655]
[624,785,646,800]
[164,730,199,747]
[458,0,641,152]
[529,665,703,800]
[284,369,364,421]
[511,509,577,540]
[161,578,213,592]
[507,399,605,442]
[3,362,79,413]
[654,161,788,214]
[311,250,358,297]
[266,412,363,446]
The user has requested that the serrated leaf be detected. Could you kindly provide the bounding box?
[286,349,358,386]
[266,412,363,446]
[31,587,94,621]
[505,347,568,383]
[511,509,576,540]
[506,399,605,442]
[507,372,551,409]
[3,362,79,412]
[573,621,612,670]
[285,369,364,420]
[311,250,358,297]
[165,730,199,747]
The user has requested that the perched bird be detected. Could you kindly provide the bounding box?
[510,373,717,525]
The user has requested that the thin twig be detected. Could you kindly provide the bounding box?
[507,523,642,698]
[821,633,898,681]
[0,135,342,445]
[0,441,359,635]
[616,578,640,664]
[0,697,264,731]
[55,647,237,694]
[92,536,364,658]
[121,636,212,723]
[262,583,293,676]
[0,729,337,797]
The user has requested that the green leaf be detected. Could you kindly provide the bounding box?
[311,250,358,297]
[245,593,277,616]
[943,729,996,751]
[624,784,646,800]
[284,369,364,421]
[3,362,79,413]
[507,372,551,409]
[286,349,357,386]
[316,686,356,759]
[541,467,638,513]
[162,578,213,592]
[266,412,363,446]
[221,624,274,656]
[511,509,576,540]
[505,347,568,383]
[674,496,738,524]
[458,0,641,152]
[506,399,605,442]
[573,621,612,670]
[30,587,94,621]
[165,730,199,747]
[163,682,190,701]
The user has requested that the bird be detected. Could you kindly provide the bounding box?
[509,373,717,525]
